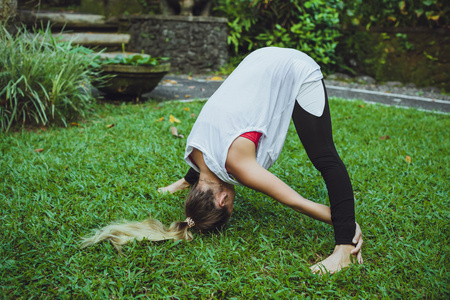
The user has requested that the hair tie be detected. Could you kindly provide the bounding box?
[184,217,195,228]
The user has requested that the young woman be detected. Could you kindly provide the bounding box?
[82,47,363,274]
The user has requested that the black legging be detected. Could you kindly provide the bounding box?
[184,81,356,245]
[291,81,355,245]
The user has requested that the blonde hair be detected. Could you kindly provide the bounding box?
[80,216,193,252]
[81,182,231,252]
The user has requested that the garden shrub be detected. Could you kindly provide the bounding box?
[213,0,448,75]
[0,24,102,132]
[213,0,343,73]
[213,0,259,54]
[254,0,342,70]
[341,0,449,29]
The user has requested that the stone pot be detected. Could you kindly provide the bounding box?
[98,63,170,98]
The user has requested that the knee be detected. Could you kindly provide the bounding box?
[308,150,343,172]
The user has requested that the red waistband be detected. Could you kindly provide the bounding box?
[240,131,262,148]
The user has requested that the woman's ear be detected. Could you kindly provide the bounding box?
[217,192,228,207]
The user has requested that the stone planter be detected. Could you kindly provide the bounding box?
[96,52,170,99]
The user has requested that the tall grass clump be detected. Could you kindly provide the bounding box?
[0,24,101,132]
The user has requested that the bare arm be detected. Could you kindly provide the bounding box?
[226,137,332,224]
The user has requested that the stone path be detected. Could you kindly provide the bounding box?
[146,74,450,113]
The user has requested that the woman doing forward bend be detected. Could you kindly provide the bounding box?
[82,47,363,274]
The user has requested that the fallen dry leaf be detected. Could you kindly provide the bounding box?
[169,115,181,123]
[34,148,44,153]
[70,122,80,127]
[184,107,190,111]
[106,124,115,128]
[163,79,178,85]
[185,95,191,98]
[209,76,223,81]
[358,104,365,108]
[379,135,390,140]
[156,117,164,122]
[405,155,412,163]
[171,126,184,138]
[187,86,196,89]
[191,113,197,118]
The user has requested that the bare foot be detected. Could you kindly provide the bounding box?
[310,245,363,275]
[158,178,191,194]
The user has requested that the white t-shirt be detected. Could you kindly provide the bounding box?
[185,47,323,185]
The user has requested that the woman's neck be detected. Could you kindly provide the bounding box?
[191,148,223,184]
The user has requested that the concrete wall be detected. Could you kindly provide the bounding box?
[122,15,228,74]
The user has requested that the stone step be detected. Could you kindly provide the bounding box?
[19,10,118,30]
[51,32,130,47]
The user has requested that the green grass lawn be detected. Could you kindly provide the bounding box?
[1,98,449,299]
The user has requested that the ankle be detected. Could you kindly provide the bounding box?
[334,244,356,254]
[178,178,191,189]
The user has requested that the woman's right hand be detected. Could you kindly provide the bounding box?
[351,222,364,264]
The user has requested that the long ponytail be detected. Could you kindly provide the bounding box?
[81,182,231,252]
[80,216,193,252]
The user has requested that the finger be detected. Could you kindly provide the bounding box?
[352,231,362,244]
[357,251,363,264]
[354,237,363,253]
[352,223,362,244]
[351,238,363,254]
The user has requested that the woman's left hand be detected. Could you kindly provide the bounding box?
[350,222,364,264]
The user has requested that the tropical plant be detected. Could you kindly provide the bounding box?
[95,44,170,66]
[213,0,259,53]
[213,0,343,73]
[213,0,448,75]
[255,0,342,69]
[341,0,449,29]
[0,24,102,132]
